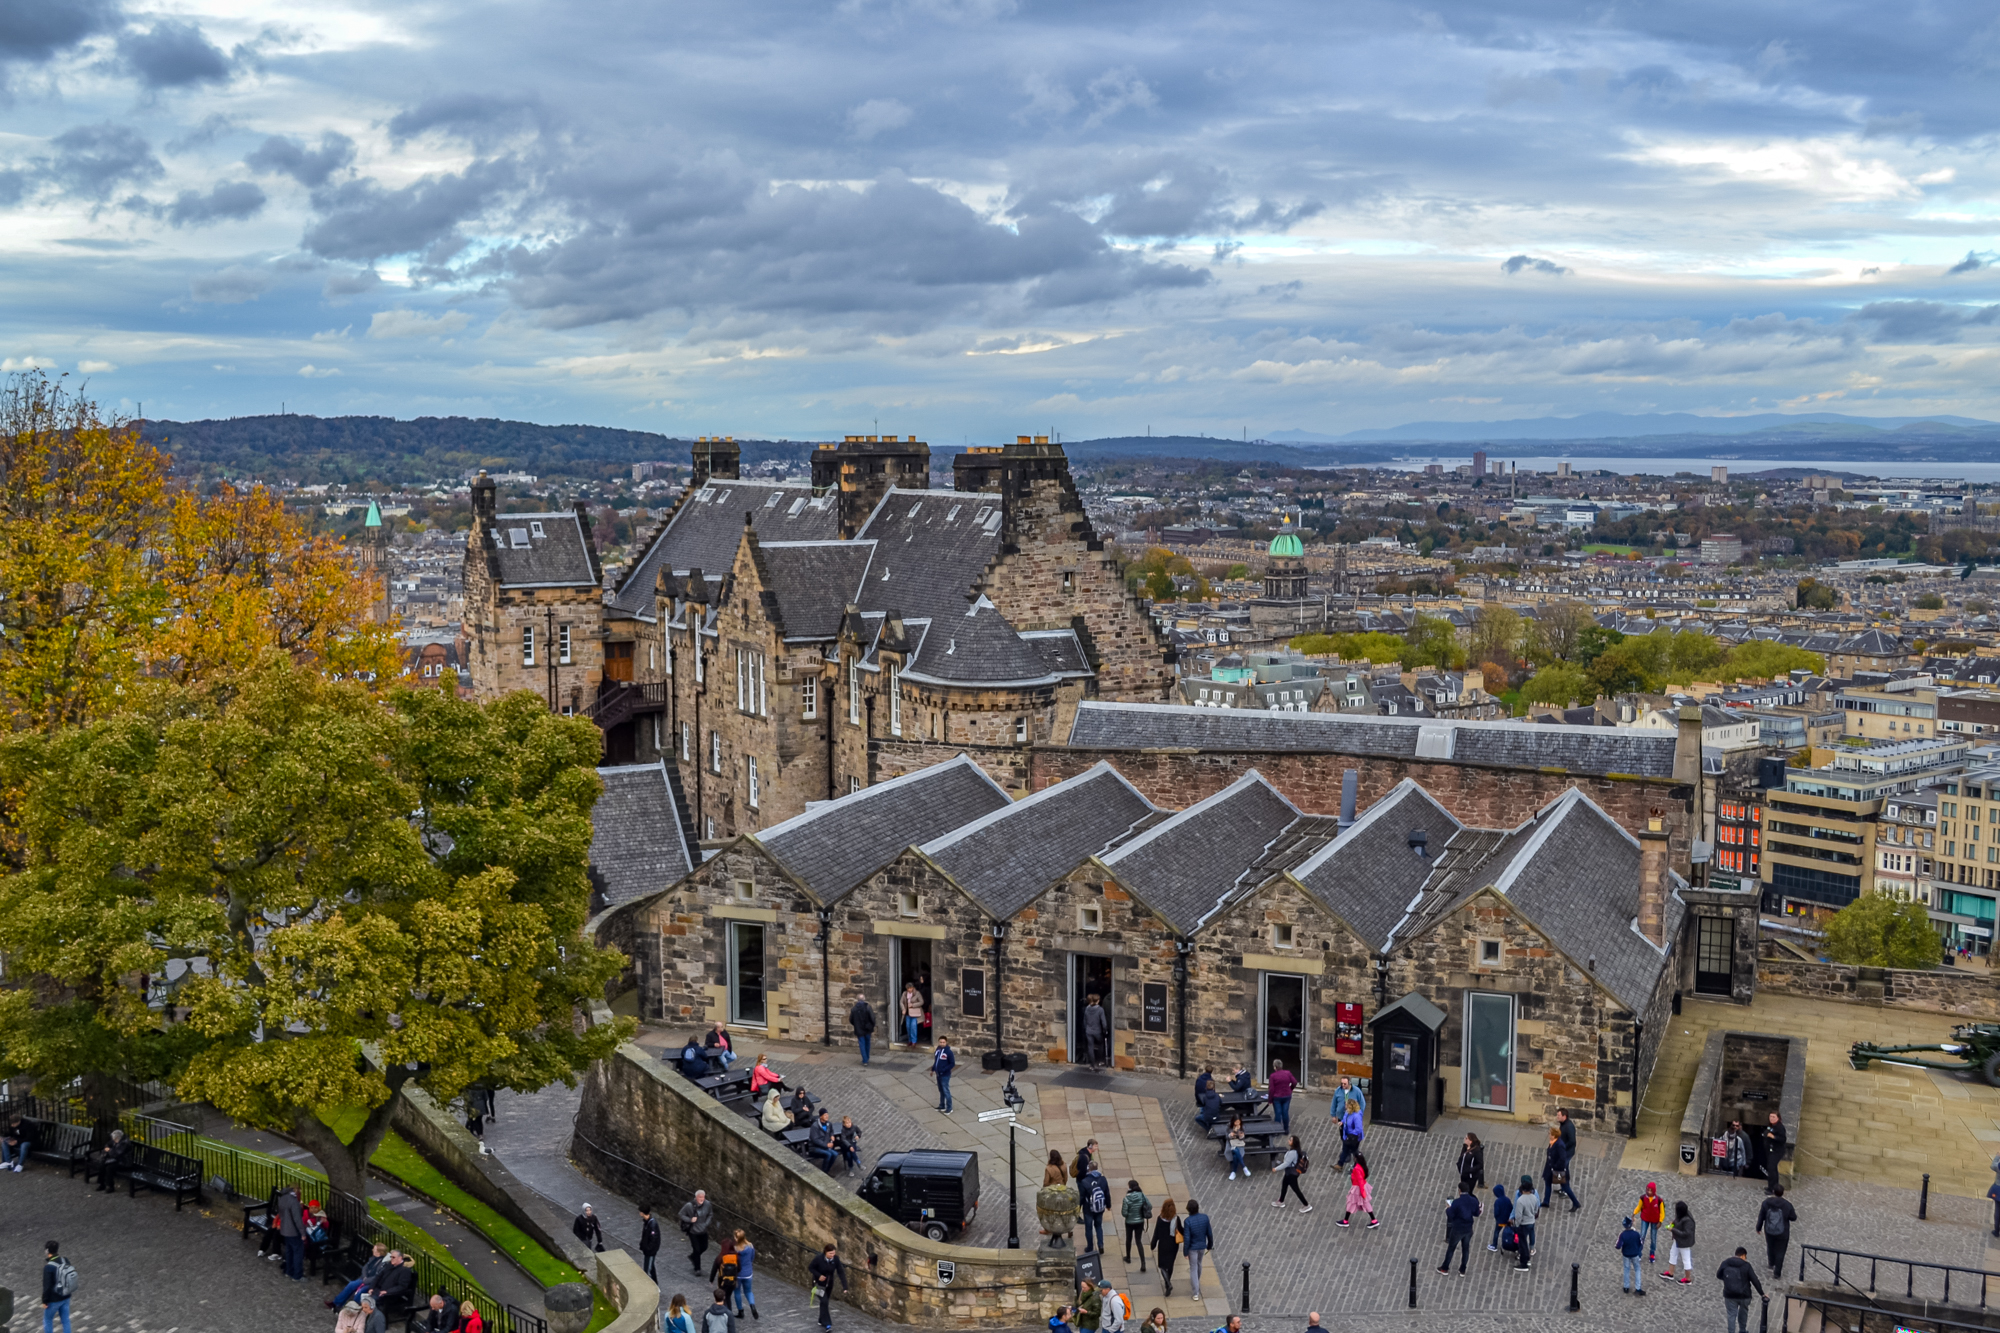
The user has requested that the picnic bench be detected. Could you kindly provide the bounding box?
[1207,1117,1284,1160]
[1214,1091,1269,1117]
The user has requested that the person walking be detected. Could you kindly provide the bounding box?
[1336,1152,1377,1228]
[1225,1118,1248,1180]
[1511,1177,1540,1270]
[42,1240,76,1333]
[1457,1134,1485,1193]
[1080,1161,1111,1255]
[1723,1120,1752,1177]
[1121,1180,1152,1270]
[707,1236,740,1313]
[849,997,876,1066]
[1487,1182,1512,1252]
[1542,1126,1579,1213]
[1760,1112,1788,1194]
[701,1287,737,1333]
[1718,1246,1765,1333]
[1268,1061,1296,1131]
[1076,1279,1103,1333]
[1554,1110,1582,1209]
[808,1243,848,1332]
[681,1190,715,1274]
[1338,1098,1365,1168]
[731,1232,759,1320]
[1271,1136,1311,1213]
[901,982,925,1047]
[1098,1281,1128,1333]
[1756,1186,1797,1278]
[931,1036,956,1114]
[664,1294,695,1333]
[1632,1181,1665,1262]
[1143,1310,1167,1333]
[278,1184,308,1281]
[1665,1200,1695,1286]
[1045,1150,1069,1188]
[1615,1217,1646,1295]
[1151,1199,1181,1298]
[639,1204,662,1281]
[573,1204,605,1252]
[1083,995,1111,1070]
[1181,1201,1213,1300]
[1438,1184,1481,1276]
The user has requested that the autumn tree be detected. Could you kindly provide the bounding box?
[1520,663,1594,708]
[0,661,628,1202]
[1824,894,1941,971]
[1467,604,1523,667]
[1527,601,1595,664]
[1400,614,1467,670]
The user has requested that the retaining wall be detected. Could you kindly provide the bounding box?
[1754,945,2000,1017]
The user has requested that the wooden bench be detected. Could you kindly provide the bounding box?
[124,1143,204,1209]
[17,1118,90,1171]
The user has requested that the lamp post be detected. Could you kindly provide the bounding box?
[980,1084,1034,1250]
[990,921,1007,1066]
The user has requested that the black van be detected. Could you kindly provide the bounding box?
[857,1150,979,1241]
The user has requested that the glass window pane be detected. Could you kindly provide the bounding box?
[1464,992,1513,1110]
[730,923,766,1025]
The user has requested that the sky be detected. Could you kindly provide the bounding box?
[2,0,1998,441]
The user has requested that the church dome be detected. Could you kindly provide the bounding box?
[1268,522,1303,559]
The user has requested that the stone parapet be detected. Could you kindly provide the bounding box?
[1755,944,2000,1017]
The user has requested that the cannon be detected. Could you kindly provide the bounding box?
[1849,1023,2000,1085]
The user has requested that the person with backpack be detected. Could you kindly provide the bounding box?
[931,1036,956,1114]
[1717,1246,1765,1333]
[42,1240,76,1333]
[730,1233,758,1320]
[1756,1186,1797,1278]
[1121,1180,1152,1270]
[1098,1284,1129,1333]
[808,1242,848,1332]
[1511,1177,1540,1270]
[1615,1217,1646,1295]
[849,998,876,1067]
[701,1287,736,1333]
[1665,1201,1695,1286]
[1437,1184,1481,1276]
[1181,1201,1214,1300]
[1080,1162,1111,1255]
[707,1236,741,1312]
[639,1204,662,1281]
[1486,1182,1512,1252]
[1268,1061,1296,1131]
[1632,1182,1666,1262]
[1151,1199,1181,1297]
[1336,1152,1377,1228]
[1270,1136,1310,1213]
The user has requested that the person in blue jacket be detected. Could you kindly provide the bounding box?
[930,1036,956,1113]
[1437,1185,1481,1276]
[1487,1182,1513,1253]
[1615,1217,1647,1295]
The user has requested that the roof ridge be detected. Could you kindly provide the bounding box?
[758,752,1003,844]
[919,761,1149,856]
[1101,767,1286,866]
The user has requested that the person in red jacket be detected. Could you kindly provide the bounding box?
[1632,1182,1666,1263]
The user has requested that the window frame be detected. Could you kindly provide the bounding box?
[558,623,572,665]
[888,665,902,736]
[522,624,536,666]
[801,674,818,720]
[747,755,760,810]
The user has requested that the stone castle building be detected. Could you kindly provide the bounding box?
[463,433,1178,835]
[1246,518,1329,640]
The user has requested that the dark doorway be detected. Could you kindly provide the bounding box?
[892,937,934,1046]
[1070,955,1113,1063]
[1695,916,1735,996]
[603,720,637,765]
[1260,974,1307,1083]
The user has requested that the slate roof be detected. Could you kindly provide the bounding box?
[1065,702,1679,779]
[485,511,598,589]
[1293,780,1465,951]
[903,597,1062,687]
[610,481,838,620]
[589,762,695,908]
[920,761,1160,918]
[756,541,875,641]
[756,754,1012,903]
[1101,770,1305,933]
[853,488,1002,622]
[1837,629,1908,656]
[1022,629,1092,678]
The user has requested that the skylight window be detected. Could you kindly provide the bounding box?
[508,528,529,548]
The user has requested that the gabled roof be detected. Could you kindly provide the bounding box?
[1293,780,1464,951]
[589,762,695,908]
[1065,702,1679,779]
[757,754,1012,904]
[920,762,1161,918]
[756,541,875,640]
[1101,770,1306,933]
[1022,629,1092,678]
[610,481,838,619]
[853,488,1002,624]
[485,510,598,589]
[901,597,1061,687]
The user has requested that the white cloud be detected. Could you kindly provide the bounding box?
[78,359,117,373]
[847,98,913,141]
[367,309,472,339]
[298,364,342,377]
[2,356,57,371]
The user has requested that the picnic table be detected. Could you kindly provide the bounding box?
[695,1068,753,1098]
[1215,1090,1268,1116]
[1207,1117,1284,1157]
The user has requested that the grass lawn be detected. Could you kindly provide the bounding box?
[1582,543,1637,555]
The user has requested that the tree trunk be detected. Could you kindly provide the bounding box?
[289,1089,403,1206]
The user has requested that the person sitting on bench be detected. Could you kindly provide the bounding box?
[2,1114,27,1172]
[90,1129,133,1191]
[369,1250,417,1316]
[327,1243,388,1310]
[759,1089,791,1134]
[808,1110,838,1169]
[788,1088,816,1128]
[833,1116,862,1173]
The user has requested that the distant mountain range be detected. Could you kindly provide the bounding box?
[1269,411,2000,444]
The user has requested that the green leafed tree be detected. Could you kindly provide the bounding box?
[1400,613,1467,670]
[0,660,630,1202]
[1716,641,1824,682]
[1823,892,1942,971]
[1519,663,1595,708]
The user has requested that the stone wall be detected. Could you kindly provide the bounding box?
[571,1028,1070,1326]
[1755,943,2000,1017]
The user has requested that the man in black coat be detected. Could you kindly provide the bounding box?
[849,999,876,1067]
[1760,1113,1788,1194]
[1756,1187,1798,1278]
[1717,1245,1765,1333]
[639,1204,662,1280]
[808,1242,849,1332]
[370,1252,417,1318]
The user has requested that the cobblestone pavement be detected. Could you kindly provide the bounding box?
[0,1160,333,1332]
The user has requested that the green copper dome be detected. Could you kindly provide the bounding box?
[1268,522,1303,558]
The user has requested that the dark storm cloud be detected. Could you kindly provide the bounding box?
[0,0,117,61]
[246,132,355,188]
[1856,301,2000,342]
[1502,255,1569,275]
[387,94,541,150]
[43,123,161,199]
[1947,251,1987,276]
[118,19,231,88]
[165,179,265,226]
[301,158,515,262]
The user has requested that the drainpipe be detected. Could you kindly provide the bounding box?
[1174,938,1191,1079]
[825,659,837,801]
[991,921,1007,1063]
[818,907,831,1047]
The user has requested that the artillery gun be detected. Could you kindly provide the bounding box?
[1848,1023,2000,1085]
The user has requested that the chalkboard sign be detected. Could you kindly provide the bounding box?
[961,968,986,1019]
[1142,982,1169,1033]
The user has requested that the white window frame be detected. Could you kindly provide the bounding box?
[736,648,747,712]
[558,623,572,665]
[1077,904,1103,933]
[522,625,536,666]
[898,890,920,918]
[1477,938,1504,967]
[847,663,860,725]
[888,666,902,736]
[848,775,860,795]
[1270,922,1296,949]
[747,755,760,810]
[711,729,722,774]
[680,720,691,761]
[756,652,767,716]
[802,674,818,720]
[694,639,704,683]
[705,815,715,840]
[1015,716,1028,743]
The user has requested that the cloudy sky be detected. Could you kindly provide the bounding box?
[3,0,1997,439]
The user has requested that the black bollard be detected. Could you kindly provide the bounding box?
[1759,1294,1769,1333]
[1241,1261,1250,1312]
[1569,1262,1580,1312]
[1408,1257,1418,1308]
[1920,1173,1931,1220]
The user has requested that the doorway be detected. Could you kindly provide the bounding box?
[890,937,934,1046]
[728,922,766,1027]
[604,641,634,683]
[1694,916,1735,996]
[1462,992,1514,1112]
[1260,974,1307,1084]
[1070,955,1113,1064]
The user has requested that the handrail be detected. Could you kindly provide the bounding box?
[1786,1292,1996,1333]
[1799,1243,1997,1310]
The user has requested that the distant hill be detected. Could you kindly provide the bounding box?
[1268,410,2000,444]
[1061,435,1394,466]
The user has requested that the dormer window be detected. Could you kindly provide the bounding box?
[530,521,545,537]
[508,528,529,548]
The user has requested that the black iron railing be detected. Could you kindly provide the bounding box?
[1785,1292,1994,1333]
[1799,1243,1998,1309]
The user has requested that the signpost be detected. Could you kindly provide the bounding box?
[979,1091,1036,1251]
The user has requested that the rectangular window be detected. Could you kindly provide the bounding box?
[652,715,661,752]
[802,675,818,720]
[747,756,760,810]
[888,666,901,736]
[757,653,767,716]
[522,625,536,666]
[680,720,691,761]
[558,624,572,665]
[1463,992,1514,1112]
[710,730,722,773]
[1478,938,1502,966]
[898,890,920,918]
[728,921,767,1026]
[849,775,860,795]
[1270,922,1296,948]
[1015,716,1028,743]
[847,662,860,725]
[736,648,747,712]
[1077,905,1102,932]
[694,640,704,683]
[705,815,715,840]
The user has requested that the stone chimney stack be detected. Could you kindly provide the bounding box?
[472,470,496,524]
[1672,705,1703,784]
[691,436,740,486]
[1637,823,1670,947]
[813,435,931,539]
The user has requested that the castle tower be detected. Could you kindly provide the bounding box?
[812,434,931,539]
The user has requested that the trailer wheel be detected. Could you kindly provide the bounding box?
[1982,1051,2000,1089]
[923,1222,948,1242]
